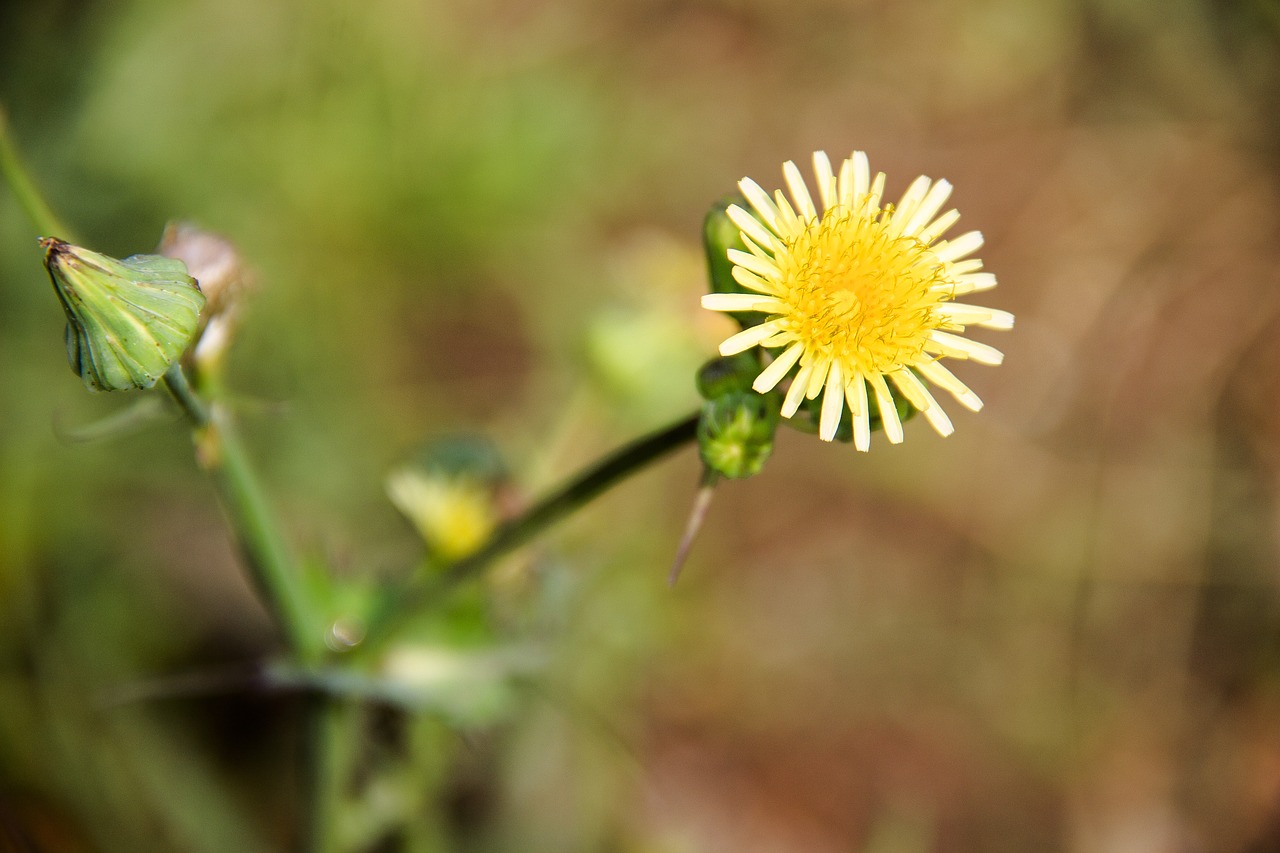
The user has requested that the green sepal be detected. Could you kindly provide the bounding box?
[703,194,769,330]
[43,237,206,392]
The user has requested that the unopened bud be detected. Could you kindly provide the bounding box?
[387,469,498,561]
[696,354,781,481]
[699,391,779,479]
[42,238,205,392]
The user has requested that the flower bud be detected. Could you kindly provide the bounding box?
[387,470,498,561]
[696,355,780,479]
[698,390,779,480]
[42,237,205,392]
[703,195,767,329]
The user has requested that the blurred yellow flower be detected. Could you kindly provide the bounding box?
[386,469,497,560]
[702,151,1012,450]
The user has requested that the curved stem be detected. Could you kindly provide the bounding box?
[167,366,338,853]
[361,411,701,651]
[0,106,74,240]
[163,365,323,664]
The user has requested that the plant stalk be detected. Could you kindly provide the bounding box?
[166,365,335,852]
[0,107,73,240]
[300,696,347,853]
[163,365,323,664]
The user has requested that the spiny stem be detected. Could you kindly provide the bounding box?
[361,411,701,651]
[0,106,74,240]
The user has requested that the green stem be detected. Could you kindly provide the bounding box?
[301,696,348,853]
[166,365,337,852]
[361,411,701,650]
[163,365,324,664]
[0,106,74,240]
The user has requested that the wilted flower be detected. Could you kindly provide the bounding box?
[702,151,1012,450]
[158,222,250,373]
[157,222,246,314]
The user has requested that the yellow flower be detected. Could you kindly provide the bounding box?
[702,151,1012,450]
[386,469,497,560]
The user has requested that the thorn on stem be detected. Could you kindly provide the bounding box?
[667,469,720,587]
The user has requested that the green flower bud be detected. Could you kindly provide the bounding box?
[695,352,760,400]
[42,238,206,392]
[703,195,767,329]
[698,389,779,480]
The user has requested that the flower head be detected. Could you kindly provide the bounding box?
[701,151,1012,450]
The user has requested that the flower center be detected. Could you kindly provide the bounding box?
[775,206,947,374]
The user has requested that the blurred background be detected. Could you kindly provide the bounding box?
[3,0,1280,850]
